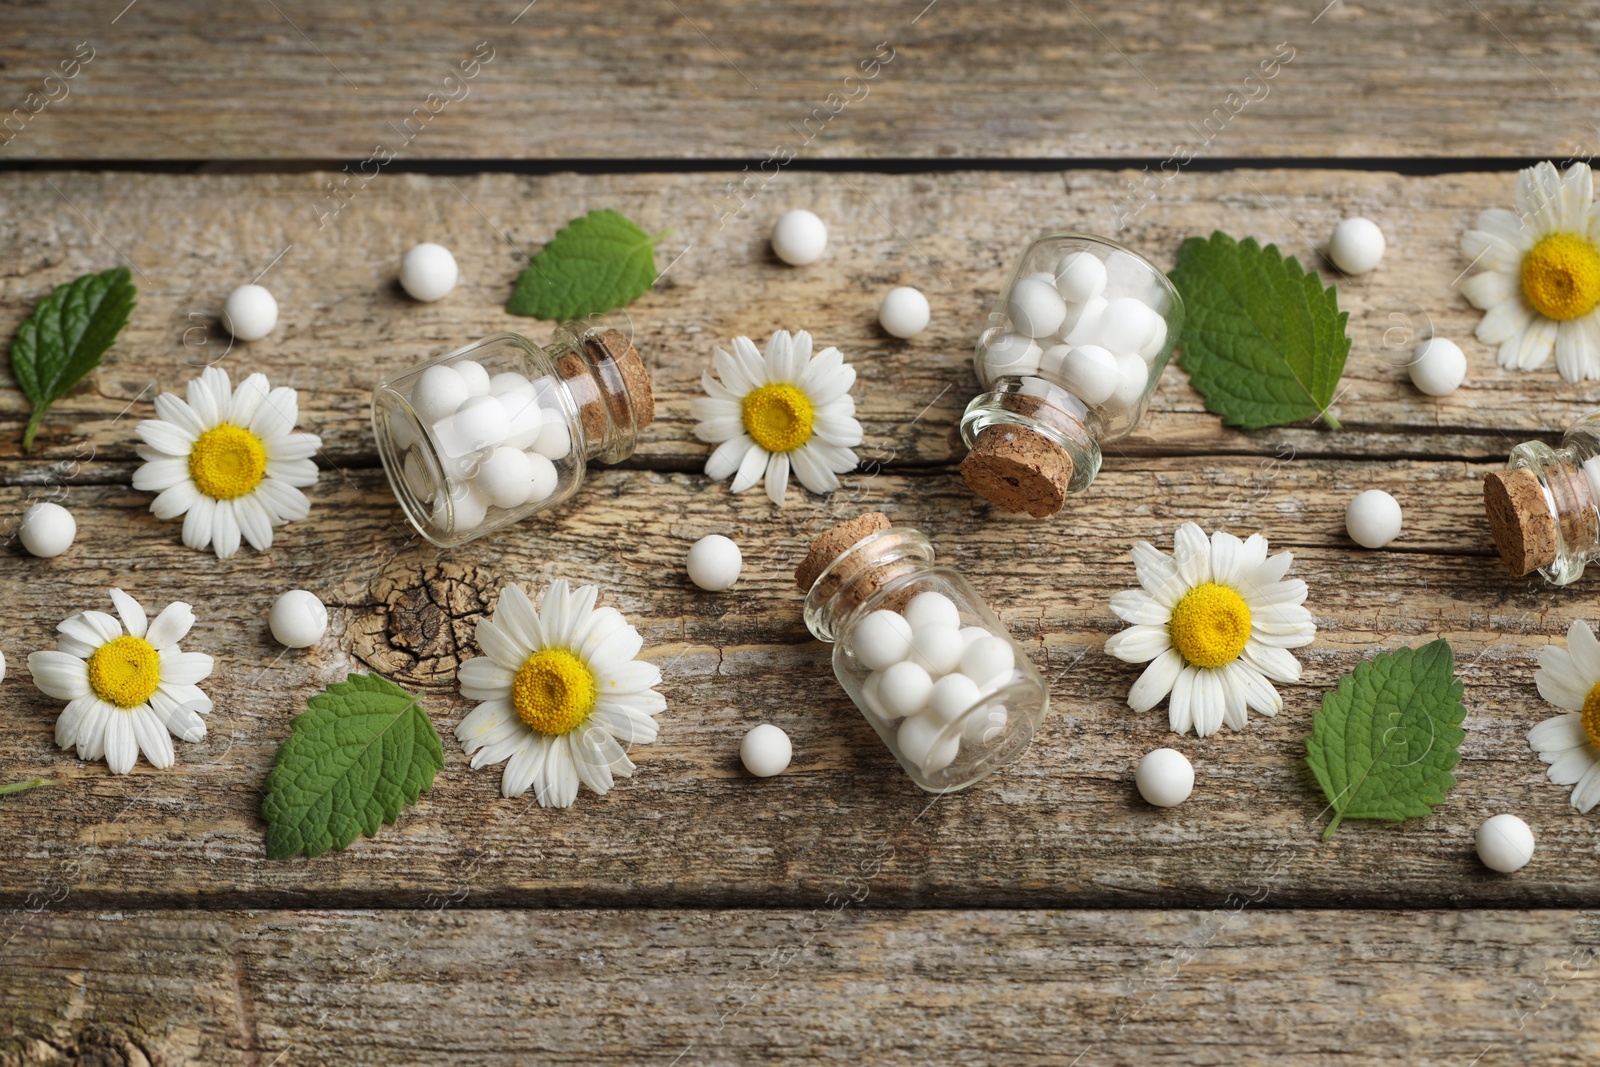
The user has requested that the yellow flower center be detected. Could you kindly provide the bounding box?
[1582,680,1600,751]
[86,635,161,709]
[511,648,597,736]
[1168,582,1252,669]
[189,423,268,501]
[1520,232,1600,321]
[741,383,815,454]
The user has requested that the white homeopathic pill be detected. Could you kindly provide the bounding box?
[18,501,75,558]
[476,446,536,509]
[532,415,572,461]
[269,589,329,649]
[222,284,279,342]
[1409,337,1467,397]
[904,590,961,632]
[1059,344,1120,407]
[982,333,1042,379]
[879,661,934,719]
[878,286,931,339]
[525,452,560,503]
[853,609,914,671]
[909,622,964,677]
[1476,813,1535,873]
[740,723,793,777]
[1053,251,1107,303]
[0,648,5,685]
[1061,295,1109,347]
[897,710,959,773]
[960,635,1015,687]
[1135,747,1194,807]
[1345,489,1403,549]
[770,209,828,266]
[453,359,492,398]
[411,364,469,424]
[1006,277,1067,338]
[928,673,982,725]
[399,242,459,302]
[1106,351,1149,411]
[433,394,509,457]
[686,534,743,592]
[1328,216,1386,275]
[1095,297,1159,354]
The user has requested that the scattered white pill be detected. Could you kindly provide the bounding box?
[740,723,792,777]
[499,390,546,450]
[1409,337,1467,397]
[1095,297,1160,354]
[686,534,743,592]
[878,286,931,339]
[476,446,535,509]
[981,333,1042,379]
[771,209,828,266]
[269,589,329,649]
[533,416,572,461]
[897,710,959,774]
[222,284,278,342]
[854,609,914,671]
[1007,277,1067,338]
[960,636,1015,687]
[1328,217,1386,275]
[399,242,459,302]
[18,502,75,558]
[958,625,990,649]
[436,480,489,532]
[1062,295,1109,347]
[1138,314,1169,361]
[1106,351,1149,411]
[433,394,509,457]
[928,673,982,725]
[1059,345,1120,407]
[1345,489,1402,549]
[411,364,469,424]
[910,622,964,677]
[453,359,491,398]
[525,452,560,503]
[904,590,961,632]
[1476,813,1535,873]
[879,661,934,719]
[0,648,5,685]
[1135,747,1194,807]
[1053,251,1108,303]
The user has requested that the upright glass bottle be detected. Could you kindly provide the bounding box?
[1484,411,1600,583]
[372,326,654,547]
[796,512,1051,792]
[960,233,1183,517]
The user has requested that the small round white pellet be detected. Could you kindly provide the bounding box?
[909,622,964,677]
[411,364,469,424]
[928,672,982,725]
[499,389,546,450]
[434,480,489,532]
[399,242,459,302]
[686,534,743,592]
[1037,344,1072,381]
[905,591,961,632]
[1328,217,1386,275]
[1007,277,1067,338]
[476,446,535,509]
[269,589,329,649]
[1409,337,1467,397]
[1095,297,1159,354]
[1105,351,1149,412]
[897,710,959,774]
[525,451,560,504]
[879,661,934,719]
[1053,251,1108,303]
[432,394,509,457]
[1138,314,1169,361]
[1345,489,1402,549]
[771,209,828,266]
[1062,295,1109,346]
[1476,813,1535,873]
[740,723,792,777]
[981,333,1042,379]
[453,359,491,398]
[489,371,533,397]
[1058,344,1120,407]
[960,636,1015,687]
[18,502,75,558]
[958,625,991,649]
[853,609,914,671]
[222,284,278,342]
[0,648,5,685]
[533,416,572,461]
[878,286,931,339]
[1135,747,1195,807]
[962,703,1007,745]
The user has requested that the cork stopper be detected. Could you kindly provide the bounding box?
[556,328,656,445]
[1483,466,1600,577]
[796,511,892,593]
[960,421,1072,518]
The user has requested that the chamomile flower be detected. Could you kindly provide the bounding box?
[27,589,213,774]
[1528,619,1600,813]
[1104,523,1316,737]
[133,366,321,559]
[455,580,666,807]
[1461,160,1600,381]
[692,329,862,506]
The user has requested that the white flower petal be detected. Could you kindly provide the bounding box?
[155,682,212,716]
[763,329,796,382]
[228,373,271,427]
[211,501,242,559]
[133,457,192,493]
[1168,666,1197,735]
[1571,759,1600,813]
[459,656,517,701]
[1172,523,1211,586]
[131,705,175,769]
[568,729,617,796]
[456,699,517,750]
[108,589,148,640]
[711,345,758,396]
[28,650,90,700]
[1109,589,1169,626]
[1462,269,1517,311]
[103,710,138,774]
[249,387,300,441]
[730,442,770,493]
[477,616,530,672]
[149,689,206,742]
[1529,712,1587,752]
[152,392,208,440]
[145,601,196,649]
[706,435,755,481]
[265,458,319,488]
[1191,667,1226,737]
[158,649,214,686]
[136,418,197,457]
[1242,642,1302,684]
[182,495,217,552]
[789,444,840,495]
[55,696,94,750]
[74,698,114,761]
[150,480,200,521]
[266,432,321,463]
[538,741,580,808]
[1127,647,1183,713]
[500,736,547,797]
[253,479,312,522]
[1105,624,1171,664]
[1546,745,1597,786]
[234,495,275,552]
[765,451,790,506]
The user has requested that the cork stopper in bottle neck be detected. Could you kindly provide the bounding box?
[1483,464,1597,578]
[959,393,1091,517]
[796,512,931,641]
[554,328,656,462]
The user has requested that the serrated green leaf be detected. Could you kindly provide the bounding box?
[1169,231,1350,431]
[262,673,443,859]
[1305,640,1467,840]
[9,266,137,451]
[506,208,668,319]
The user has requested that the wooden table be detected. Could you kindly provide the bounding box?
[3,2,1599,1063]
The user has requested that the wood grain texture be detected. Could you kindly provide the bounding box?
[0,1,1596,160]
[2,908,1598,1066]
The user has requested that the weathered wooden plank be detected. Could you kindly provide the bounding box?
[0,460,1589,909]
[0,2,1594,160]
[0,169,1591,471]
[2,908,1596,1065]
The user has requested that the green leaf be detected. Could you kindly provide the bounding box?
[9,266,137,451]
[506,209,668,319]
[1305,640,1467,840]
[262,673,443,859]
[1169,231,1350,431]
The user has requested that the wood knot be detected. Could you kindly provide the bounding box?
[349,559,491,685]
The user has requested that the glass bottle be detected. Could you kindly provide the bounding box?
[796,512,1052,792]
[960,233,1183,517]
[1484,411,1600,584]
[372,326,654,548]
